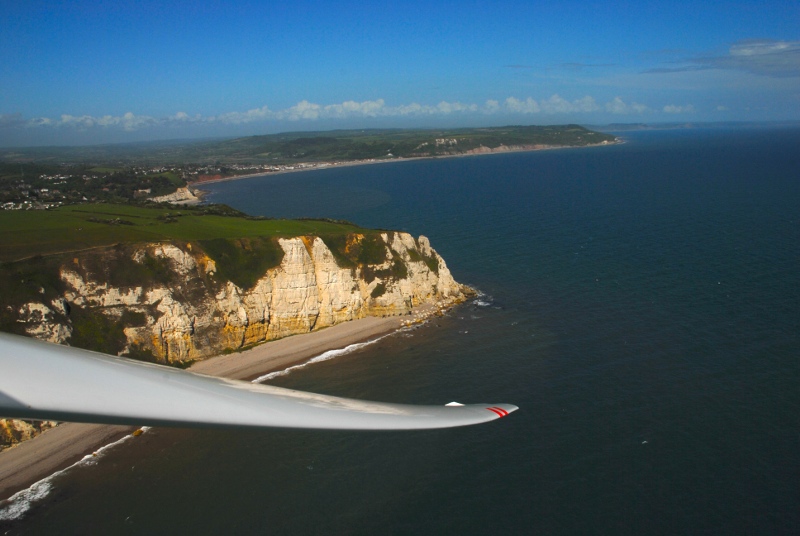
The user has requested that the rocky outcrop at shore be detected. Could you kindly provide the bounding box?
[463,143,548,154]
[0,419,58,450]
[149,186,199,204]
[460,141,616,155]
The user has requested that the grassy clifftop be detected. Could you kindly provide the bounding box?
[0,203,368,262]
[0,203,453,363]
[0,203,418,354]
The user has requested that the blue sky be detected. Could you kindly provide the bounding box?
[2,0,799,146]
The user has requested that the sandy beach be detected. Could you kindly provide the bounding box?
[0,315,404,501]
[189,140,622,192]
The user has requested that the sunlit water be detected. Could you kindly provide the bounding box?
[3,126,799,534]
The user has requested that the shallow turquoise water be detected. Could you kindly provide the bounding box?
[4,126,799,534]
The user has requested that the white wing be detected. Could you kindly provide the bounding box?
[0,332,517,430]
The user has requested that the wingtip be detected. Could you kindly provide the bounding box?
[485,404,518,418]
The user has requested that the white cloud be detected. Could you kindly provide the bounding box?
[327,99,385,117]
[730,40,797,57]
[387,102,422,115]
[605,98,626,114]
[605,97,649,114]
[216,105,275,124]
[121,112,157,131]
[436,101,478,114]
[15,94,692,137]
[27,117,53,127]
[711,40,800,77]
[281,99,408,119]
[574,96,601,112]
[279,100,322,120]
[540,94,599,113]
[379,100,477,116]
[171,111,199,122]
[95,115,119,127]
[49,112,158,130]
[649,39,800,78]
[502,95,600,114]
[59,114,97,128]
[663,104,695,114]
[483,99,500,114]
[504,96,540,113]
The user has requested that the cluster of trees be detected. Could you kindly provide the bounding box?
[0,164,185,206]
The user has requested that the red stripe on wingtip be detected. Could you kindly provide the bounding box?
[486,407,508,418]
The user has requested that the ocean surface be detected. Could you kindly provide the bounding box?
[3,126,799,534]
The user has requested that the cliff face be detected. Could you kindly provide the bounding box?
[10,232,466,363]
[148,186,199,204]
[0,419,58,450]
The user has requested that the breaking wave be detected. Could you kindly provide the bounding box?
[252,332,398,383]
[472,291,494,308]
[0,427,151,521]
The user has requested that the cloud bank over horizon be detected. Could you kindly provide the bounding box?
[0,94,701,146]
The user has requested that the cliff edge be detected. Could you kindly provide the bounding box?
[5,231,467,363]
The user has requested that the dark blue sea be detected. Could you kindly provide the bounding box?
[4,126,799,534]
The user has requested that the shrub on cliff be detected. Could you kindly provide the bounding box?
[198,236,284,290]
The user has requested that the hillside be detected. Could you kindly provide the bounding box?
[0,125,617,166]
[197,124,617,163]
[0,203,364,262]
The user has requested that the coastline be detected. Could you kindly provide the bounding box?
[189,140,622,193]
[0,314,410,503]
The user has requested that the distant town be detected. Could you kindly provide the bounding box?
[0,159,410,210]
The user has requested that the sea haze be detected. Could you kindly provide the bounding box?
[6,126,799,534]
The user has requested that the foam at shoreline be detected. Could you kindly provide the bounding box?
[252,331,401,383]
[0,427,150,521]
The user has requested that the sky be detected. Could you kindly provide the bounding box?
[1,0,799,146]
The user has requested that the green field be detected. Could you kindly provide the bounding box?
[0,204,368,262]
[88,166,123,173]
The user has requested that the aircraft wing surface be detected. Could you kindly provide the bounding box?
[0,333,517,430]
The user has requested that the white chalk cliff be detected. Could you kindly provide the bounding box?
[15,232,467,363]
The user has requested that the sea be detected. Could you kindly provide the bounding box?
[2,126,798,535]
